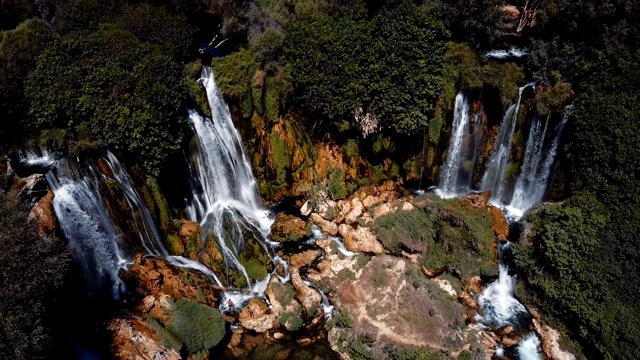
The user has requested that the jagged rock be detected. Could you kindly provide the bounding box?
[300,200,312,217]
[489,206,509,242]
[345,198,363,224]
[124,255,222,304]
[503,5,521,21]
[289,249,322,268]
[373,202,395,220]
[317,198,338,221]
[290,266,322,316]
[528,306,577,360]
[16,173,48,206]
[459,291,479,312]
[265,276,304,328]
[362,195,378,208]
[29,189,56,236]
[401,202,415,212]
[310,213,338,236]
[109,317,181,360]
[468,276,483,295]
[339,224,384,254]
[270,213,308,242]
[466,190,492,208]
[334,200,351,224]
[200,234,224,275]
[239,298,276,333]
[434,278,457,297]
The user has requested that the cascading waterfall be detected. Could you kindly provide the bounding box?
[480,83,534,202]
[506,107,571,219]
[475,242,529,330]
[42,157,131,299]
[437,91,473,198]
[516,333,543,360]
[186,66,275,291]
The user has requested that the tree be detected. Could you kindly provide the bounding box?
[0,184,71,359]
[0,19,57,150]
[0,0,32,30]
[25,25,188,175]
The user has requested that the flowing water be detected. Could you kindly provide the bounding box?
[437,91,473,198]
[41,157,131,299]
[480,83,535,202]
[475,242,529,330]
[506,107,571,219]
[185,67,275,292]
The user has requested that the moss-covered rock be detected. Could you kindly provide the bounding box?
[270,213,308,242]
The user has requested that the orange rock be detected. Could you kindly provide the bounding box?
[465,190,492,208]
[489,205,509,242]
[270,213,308,242]
[289,249,322,268]
[29,190,56,236]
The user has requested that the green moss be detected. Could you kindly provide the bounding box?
[244,258,268,281]
[505,162,520,181]
[279,309,304,331]
[165,234,184,255]
[270,131,290,188]
[265,76,280,123]
[328,168,347,200]
[145,316,183,351]
[167,298,226,353]
[428,114,443,143]
[370,164,387,185]
[211,49,258,101]
[146,176,171,232]
[342,139,359,162]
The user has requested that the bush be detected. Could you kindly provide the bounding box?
[166,298,226,353]
[328,168,347,200]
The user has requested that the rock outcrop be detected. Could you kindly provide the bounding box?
[338,224,384,254]
[239,298,276,333]
[109,317,181,360]
[271,213,309,242]
[29,189,56,236]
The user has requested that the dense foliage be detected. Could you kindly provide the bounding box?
[26,26,187,174]
[0,180,71,359]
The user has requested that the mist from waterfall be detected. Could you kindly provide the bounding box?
[186,66,275,290]
[480,83,534,202]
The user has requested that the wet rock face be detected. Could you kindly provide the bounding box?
[109,317,181,360]
[29,189,56,236]
[239,298,277,333]
[123,254,221,304]
[338,224,385,255]
[270,213,309,242]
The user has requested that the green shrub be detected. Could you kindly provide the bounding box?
[279,310,304,331]
[164,299,226,353]
[328,168,347,200]
[244,258,268,281]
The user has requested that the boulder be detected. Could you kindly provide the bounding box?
[489,205,509,242]
[345,198,363,225]
[289,249,322,268]
[17,173,48,206]
[465,190,492,208]
[458,291,479,312]
[467,276,483,295]
[109,317,181,360]
[239,298,276,333]
[317,198,338,221]
[340,224,384,255]
[401,202,415,212]
[362,195,378,209]
[270,213,308,242]
[290,267,322,316]
[310,213,338,236]
[265,277,305,331]
[334,200,351,224]
[300,200,312,217]
[372,202,395,220]
[29,190,56,236]
[124,255,222,304]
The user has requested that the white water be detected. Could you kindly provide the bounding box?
[476,243,528,329]
[437,91,472,198]
[506,107,571,219]
[486,48,528,59]
[186,67,275,290]
[480,83,534,202]
[517,333,543,360]
[43,158,130,299]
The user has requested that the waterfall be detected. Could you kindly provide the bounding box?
[186,67,275,290]
[475,243,529,330]
[516,333,543,360]
[506,107,571,219]
[480,83,534,202]
[437,91,472,198]
[43,158,130,299]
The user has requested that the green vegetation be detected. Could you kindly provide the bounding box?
[0,180,71,359]
[374,197,495,280]
[148,298,226,353]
